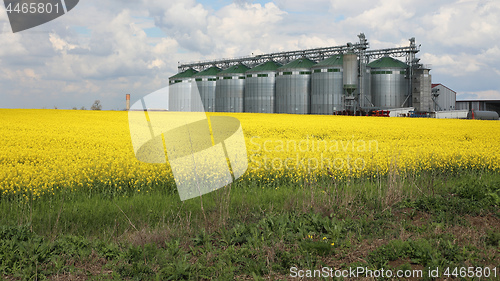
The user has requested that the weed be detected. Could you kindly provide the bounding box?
[1,170,499,279]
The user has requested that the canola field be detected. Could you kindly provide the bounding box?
[1,109,500,198]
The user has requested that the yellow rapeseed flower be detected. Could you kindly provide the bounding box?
[0,109,499,198]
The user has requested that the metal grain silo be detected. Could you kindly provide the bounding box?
[360,66,373,108]
[311,54,343,114]
[168,68,198,111]
[276,57,316,114]
[368,57,409,108]
[245,60,281,113]
[343,52,358,95]
[193,66,221,112]
[215,64,250,112]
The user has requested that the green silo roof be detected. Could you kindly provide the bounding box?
[367,56,408,68]
[315,54,343,67]
[193,66,221,76]
[219,64,250,74]
[247,60,282,72]
[278,57,317,69]
[169,68,198,79]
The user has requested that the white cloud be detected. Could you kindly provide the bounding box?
[457,90,500,100]
[421,53,485,76]
[148,59,165,69]
[419,0,500,48]
[272,0,328,11]
[208,3,286,55]
[49,33,78,52]
[147,2,288,57]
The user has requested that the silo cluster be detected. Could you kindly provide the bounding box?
[169,53,413,114]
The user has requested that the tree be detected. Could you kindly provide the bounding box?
[91,100,102,110]
[80,106,86,110]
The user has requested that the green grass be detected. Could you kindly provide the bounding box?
[1,169,499,280]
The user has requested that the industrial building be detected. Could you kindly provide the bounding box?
[456,100,500,116]
[167,33,496,119]
[431,84,456,111]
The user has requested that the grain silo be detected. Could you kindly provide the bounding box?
[168,68,198,111]
[360,66,373,108]
[245,60,281,113]
[193,66,221,112]
[342,52,358,112]
[343,52,358,94]
[311,54,343,114]
[215,64,250,112]
[368,56,409,108]
[276,57,316,114]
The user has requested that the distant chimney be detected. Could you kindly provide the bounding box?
[126,94,130,110]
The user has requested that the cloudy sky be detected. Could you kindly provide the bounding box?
[0,0,499,110]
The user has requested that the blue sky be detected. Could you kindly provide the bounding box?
[1,0,499,110]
